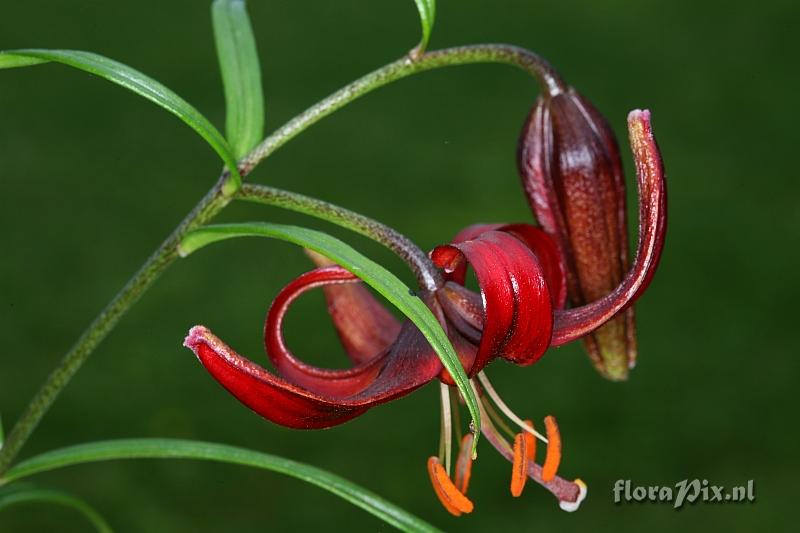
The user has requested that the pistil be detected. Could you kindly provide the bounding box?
[469,376,587,510]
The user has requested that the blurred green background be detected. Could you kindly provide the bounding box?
[1,0,797,531]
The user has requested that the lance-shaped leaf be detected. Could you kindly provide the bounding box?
[1,439,442,532]
[0,49,242,193]
[212,0,265,157]
[0,484,113,533]
[411,0,436,57]
[178,222,481,451]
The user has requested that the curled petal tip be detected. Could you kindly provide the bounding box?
[627,108,651,122]
[183,269,445,430]
[184,325,210,350]
[183,323,371,429]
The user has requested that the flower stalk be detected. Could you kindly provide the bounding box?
[237,184,442,291]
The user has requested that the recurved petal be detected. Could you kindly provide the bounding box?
[186,319,443,429]
[446,223,566,309]
[451,223,503,244]
[628,110,667,301]
[185,266,445,429]
[304,251,401,364]
[265,265,446,398]
[185,326,368,429]
[552,110,666,345]
[264,266,386,397]
[500,224,567,310]
[437,282,482,345]
[432,230,553,373]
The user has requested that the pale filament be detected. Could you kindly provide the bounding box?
[439,382,454,474]
[477,371,548,443]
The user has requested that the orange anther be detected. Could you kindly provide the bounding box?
[454,433,474,494]
[542,415,562,483]
[427,456,474,516]
[510,432,529,497]
[522,419,536,461]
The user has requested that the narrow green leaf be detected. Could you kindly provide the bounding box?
[0,49,241,191]
[2,439,441,533]
[212,0,265,158]
[0,55,46,68]
[412,0,436,55]
[0,484,113,533]
[178,222,481,450]
[0,414,4,450]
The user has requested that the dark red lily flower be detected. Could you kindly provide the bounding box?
[184,110,665,513]
[518,87,667,380]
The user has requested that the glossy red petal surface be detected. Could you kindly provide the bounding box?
[451,223,504,244]
[184,262,448,430]
[445,223,566,309]
[500,224,568,310]
[185,326,367,429]
[433,230,553,372]
[186,319,443,429]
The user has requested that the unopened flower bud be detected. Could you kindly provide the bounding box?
[518,87,636,380]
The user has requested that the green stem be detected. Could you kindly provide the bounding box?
[0,43,559,476]
[240,43,563,174]
[237,183,442,291]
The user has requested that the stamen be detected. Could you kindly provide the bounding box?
[480,401,586,508]
[523,419,537,461]
[427,456,475,516]
[481,393,517,440]
[510,432,529,497]
[542,415,562,482]
[454,433,474,494]
[439,383,453,474]
[477,372,548,442]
